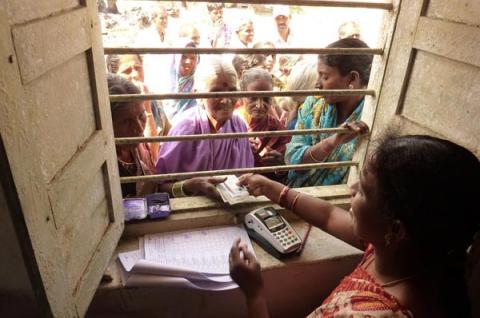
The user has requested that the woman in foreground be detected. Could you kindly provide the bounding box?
[230,134,480,317]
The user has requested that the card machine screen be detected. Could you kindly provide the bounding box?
[255,209,285,232]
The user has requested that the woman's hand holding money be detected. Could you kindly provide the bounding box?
[239,174,290,207]
[183,177,227,200]
[237,174,272,197]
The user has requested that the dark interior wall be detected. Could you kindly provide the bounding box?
[0,138,41,317]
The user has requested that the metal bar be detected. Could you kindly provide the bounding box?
[110,89,375,101]
[104,47,384,55]
[138,0,393,10]
[120,161,357,183]
[116,128,352,144]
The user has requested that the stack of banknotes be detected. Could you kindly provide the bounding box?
[216,175,254,205]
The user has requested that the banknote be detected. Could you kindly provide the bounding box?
[216,175,253,205]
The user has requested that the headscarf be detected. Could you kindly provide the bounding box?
[169,39,200,119]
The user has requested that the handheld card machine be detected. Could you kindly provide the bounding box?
[245,207,302,259]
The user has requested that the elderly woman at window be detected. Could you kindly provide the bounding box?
[229,17,255,49]
[285,38,372,187]
[276,60,319,130]
[107,74,158,197]
[156,57,254,199]
[235,68,291,182]
[106,54,171,161]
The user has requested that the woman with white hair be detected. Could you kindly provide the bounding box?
[229,17,255,48]
[156,57,254,199]
[277,60,318,129]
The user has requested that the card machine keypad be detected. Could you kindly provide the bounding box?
[273,227,300,248]
[244,206,302,258]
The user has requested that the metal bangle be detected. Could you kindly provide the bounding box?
[172,180,187,198]
[277,186,290,206]
[308,148,323,163]
[290,192,302,212]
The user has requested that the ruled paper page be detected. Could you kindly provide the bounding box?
[143,225,254,275]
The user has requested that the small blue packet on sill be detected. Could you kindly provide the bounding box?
[123,198,147,221]
[146,192,171,219]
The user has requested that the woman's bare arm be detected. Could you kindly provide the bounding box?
[239,174,362,249]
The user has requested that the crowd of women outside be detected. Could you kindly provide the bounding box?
[99,1,382,96]
[101,2,379,197]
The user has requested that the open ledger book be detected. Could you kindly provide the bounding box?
[118,225,254,290]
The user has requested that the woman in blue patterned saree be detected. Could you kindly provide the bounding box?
[285,38,372,187]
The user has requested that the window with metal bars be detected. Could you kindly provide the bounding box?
[102,0,395,206]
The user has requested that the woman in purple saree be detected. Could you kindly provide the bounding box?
[156,56,254,199]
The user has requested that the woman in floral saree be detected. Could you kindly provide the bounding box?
[285,38,372,187]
